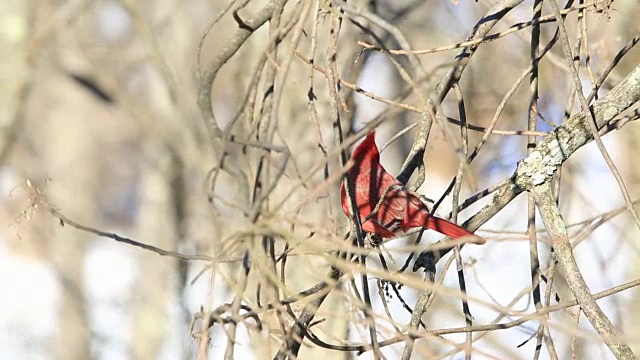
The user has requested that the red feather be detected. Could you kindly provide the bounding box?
[340,130,477,240]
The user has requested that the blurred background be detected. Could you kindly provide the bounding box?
[1,0,639,359]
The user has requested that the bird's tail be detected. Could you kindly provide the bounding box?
[410,209,481,242]
[425,216,474,239]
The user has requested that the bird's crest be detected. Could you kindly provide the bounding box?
[351,129,379,160]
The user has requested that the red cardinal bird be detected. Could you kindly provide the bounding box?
[340,130,478,241]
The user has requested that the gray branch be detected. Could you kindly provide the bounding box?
[513,65,640,360]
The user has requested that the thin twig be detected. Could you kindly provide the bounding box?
[47,206,216,262]
[452,84,474,360]
[292,277,640,354]
[527,0,548,357]
[356,2,597,56]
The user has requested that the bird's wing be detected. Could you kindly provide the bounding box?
[375,172,406,218]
